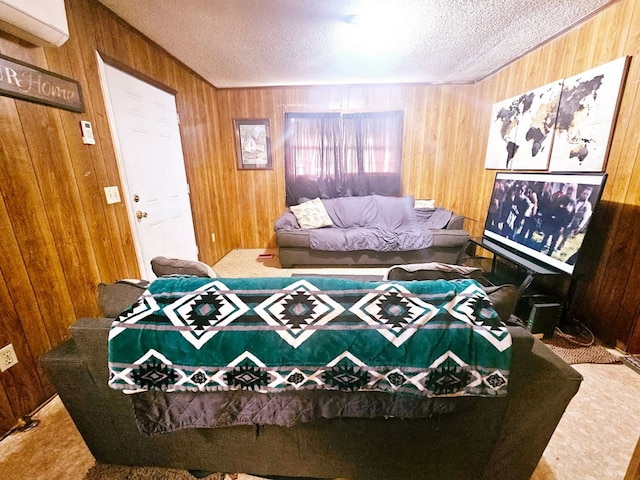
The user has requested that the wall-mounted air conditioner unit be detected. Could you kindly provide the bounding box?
[0,0,69,47]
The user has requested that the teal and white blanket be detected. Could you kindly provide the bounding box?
[108,276,512,398]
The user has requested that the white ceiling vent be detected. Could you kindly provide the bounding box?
[0,0,69,47]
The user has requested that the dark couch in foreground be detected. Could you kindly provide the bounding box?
[41,281,581,480]
[275,195,470,268]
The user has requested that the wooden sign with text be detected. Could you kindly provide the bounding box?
[0,53,84,113]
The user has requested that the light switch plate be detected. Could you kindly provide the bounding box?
[104,186,121,204]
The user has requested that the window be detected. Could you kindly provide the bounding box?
[284,111,403,205]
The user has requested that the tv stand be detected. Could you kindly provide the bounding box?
[469,237,565,296]
[468,237,571,337]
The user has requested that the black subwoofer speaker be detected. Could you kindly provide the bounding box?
[527,303,562,339]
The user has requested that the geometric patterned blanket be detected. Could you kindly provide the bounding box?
[108,276,512,398]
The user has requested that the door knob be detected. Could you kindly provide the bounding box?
[135,211,148,219]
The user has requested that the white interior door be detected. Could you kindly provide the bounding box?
[98,55,198,280]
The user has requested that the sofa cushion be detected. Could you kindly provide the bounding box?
[320,195,416,230]
[483,284,519,322]
[414,207,453,229]
[150,256,217,278]
[308,196,433,253]
[273,211,300,231]
[385,262,483,281]
[98,280,149,317]
[430,229,470,247]
[289,198,333,229]
[320,196,378,228]
[384,262,518,322]
[374,195,416,230]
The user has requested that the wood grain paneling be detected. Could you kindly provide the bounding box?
[2,0,640,439]
[0,276,45,421]
[0,0,231,435]
[471,0,640,351]
[215,83,485,248]
[215,0,640,353]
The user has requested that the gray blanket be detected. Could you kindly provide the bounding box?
[274,195,453,252]
[131,389,476,436]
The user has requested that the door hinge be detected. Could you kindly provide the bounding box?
[176,113,180,125]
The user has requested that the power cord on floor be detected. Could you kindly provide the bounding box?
[554,318,595,347]
[0,415,40,441]
[0,396,54,440]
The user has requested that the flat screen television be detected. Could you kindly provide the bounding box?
[483,171,607,275]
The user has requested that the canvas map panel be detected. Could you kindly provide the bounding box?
[485,81,562,171]
[548,56,629,172]
[485,56,629,172]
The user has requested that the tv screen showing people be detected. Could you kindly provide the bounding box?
[483,172,607,275]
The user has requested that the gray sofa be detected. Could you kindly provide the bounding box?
[275,195,470,268]
[40,276,581,480]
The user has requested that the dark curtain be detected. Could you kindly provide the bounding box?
[284,111,403,206]
[284,112,341,205]
[342,111,403,197]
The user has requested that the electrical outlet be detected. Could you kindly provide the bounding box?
[0,344,18,372]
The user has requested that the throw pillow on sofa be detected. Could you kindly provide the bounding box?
[151,256,217,278]
[414,199,436,208]
[385,262,483,281]
[289,198,333,229]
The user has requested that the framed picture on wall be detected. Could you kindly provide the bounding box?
[233,118,272,170]
[484,80,562,171]
[548,56,630,172]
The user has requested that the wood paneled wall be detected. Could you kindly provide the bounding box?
[0,0,234,434]
[2,0,640,438]
[216,83,489,247]
[218,0,640,354]
[474,0,640,353]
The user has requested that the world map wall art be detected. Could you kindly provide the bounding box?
[484,56,630,172]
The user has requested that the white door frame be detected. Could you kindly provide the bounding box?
[96,52,197,278]
[96,53,143,274]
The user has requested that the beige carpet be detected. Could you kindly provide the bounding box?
[0,395,95,480]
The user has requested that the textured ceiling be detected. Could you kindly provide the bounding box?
[96,0,616,88]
